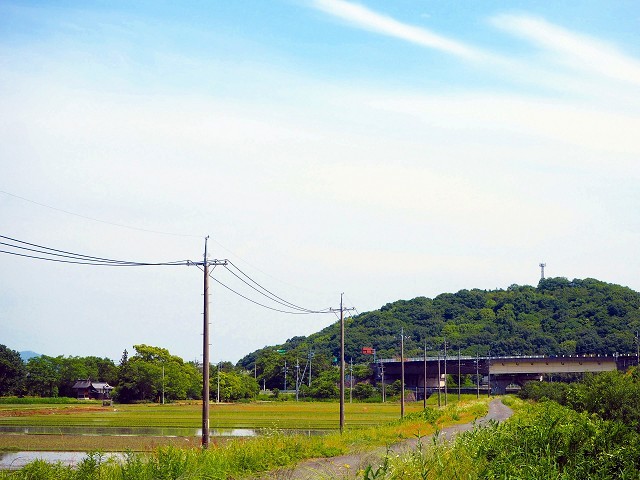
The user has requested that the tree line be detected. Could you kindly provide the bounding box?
[0,343,381,402]
[0,344,262,403]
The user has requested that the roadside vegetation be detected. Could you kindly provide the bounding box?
[363,369,640,479]
[366,399,640,479]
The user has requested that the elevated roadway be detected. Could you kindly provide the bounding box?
[375,354,638,395]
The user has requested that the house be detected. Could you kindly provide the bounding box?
[71,379,114,400]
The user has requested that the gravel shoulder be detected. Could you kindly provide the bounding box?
[259,398,513,480]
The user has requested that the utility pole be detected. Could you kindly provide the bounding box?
[423,340,427,409]
[331,293,354,433]
[476,351,480,399]
[284,360,287,392]
[216,363,220,404]
[295,359,300,402]
[400,327,406,418]
[349,358,353,404]
[201,237,228,449]
[437,350,441,407]
[458,347,461,402]
[487,352,491,398]
[202,237,210,448]
[380,362,386,403]
[443,338,448,406]
[162,365,165,405]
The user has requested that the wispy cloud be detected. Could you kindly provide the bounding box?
[311,0,488,62]
[491,14,640,86]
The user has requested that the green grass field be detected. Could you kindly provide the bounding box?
[0,396,475,452]
[0,399,431,430]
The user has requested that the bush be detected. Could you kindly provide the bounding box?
[518,381,570,404]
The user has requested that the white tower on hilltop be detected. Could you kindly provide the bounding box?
[539,262,546,280]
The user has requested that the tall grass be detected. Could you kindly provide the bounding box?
[364,400,640,479]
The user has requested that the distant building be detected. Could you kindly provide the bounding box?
[71,379,113,400]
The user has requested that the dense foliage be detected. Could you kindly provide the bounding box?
[0,345,25,396]
[520,368,640,433]
[115,345,202,403]
[0,344,259,403]
[238,277,640,390]
[370,400,640,479]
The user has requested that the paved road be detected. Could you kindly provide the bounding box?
[259,398,513,480]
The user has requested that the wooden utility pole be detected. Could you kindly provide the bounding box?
[332,293,354,433]
[201,237,227,449]
[380,362,386,403]
[437,350,441,407]
[202,237,210,448]
[443,338,448,406]
[349,358,353,404]
[339,295,345,432]
[423,340,427,409]
[458,347,461,401]
[400,327,405,418]
[476,351,480,399]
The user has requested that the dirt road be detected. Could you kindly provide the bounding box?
[260,398,513,479]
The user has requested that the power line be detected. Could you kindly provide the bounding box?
[225,261,331,314]
[209,272,329,315]
[0,190,201,238]
[0,234,190,266]
[1,232,337,314]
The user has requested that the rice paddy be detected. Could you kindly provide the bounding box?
[0,397,469,452]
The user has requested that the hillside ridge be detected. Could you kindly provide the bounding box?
[238,277,640,371]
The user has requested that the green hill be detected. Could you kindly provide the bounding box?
[238,277,640,373]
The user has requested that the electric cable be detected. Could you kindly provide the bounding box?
[208,273,325,315]
[0,235,190,266]
[0,190,201,238]
[224,262,331,314]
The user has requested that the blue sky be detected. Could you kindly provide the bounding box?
[1,1,639,363]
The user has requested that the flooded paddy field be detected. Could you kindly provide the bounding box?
[0,399,423,466]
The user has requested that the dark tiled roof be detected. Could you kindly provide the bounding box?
[71,380,112,390]
[72,380,92,389]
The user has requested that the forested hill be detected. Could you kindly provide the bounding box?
[237,278,640,369]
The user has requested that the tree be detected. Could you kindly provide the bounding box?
[353,382,376,400]
[26,356,61,397]
[309,369,339,399]
[0,345,25,396]
[115,344,200,403]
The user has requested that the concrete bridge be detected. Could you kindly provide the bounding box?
[375,354,638,395]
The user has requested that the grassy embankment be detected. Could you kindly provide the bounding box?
[0,395,489,478]
[363,396,640,479]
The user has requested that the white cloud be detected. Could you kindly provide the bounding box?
[491,14,640,87]
[311,0,488,61]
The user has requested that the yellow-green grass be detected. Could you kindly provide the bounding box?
[0,398,492,479]
[0,401,423,429]
[0,395,488,452]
